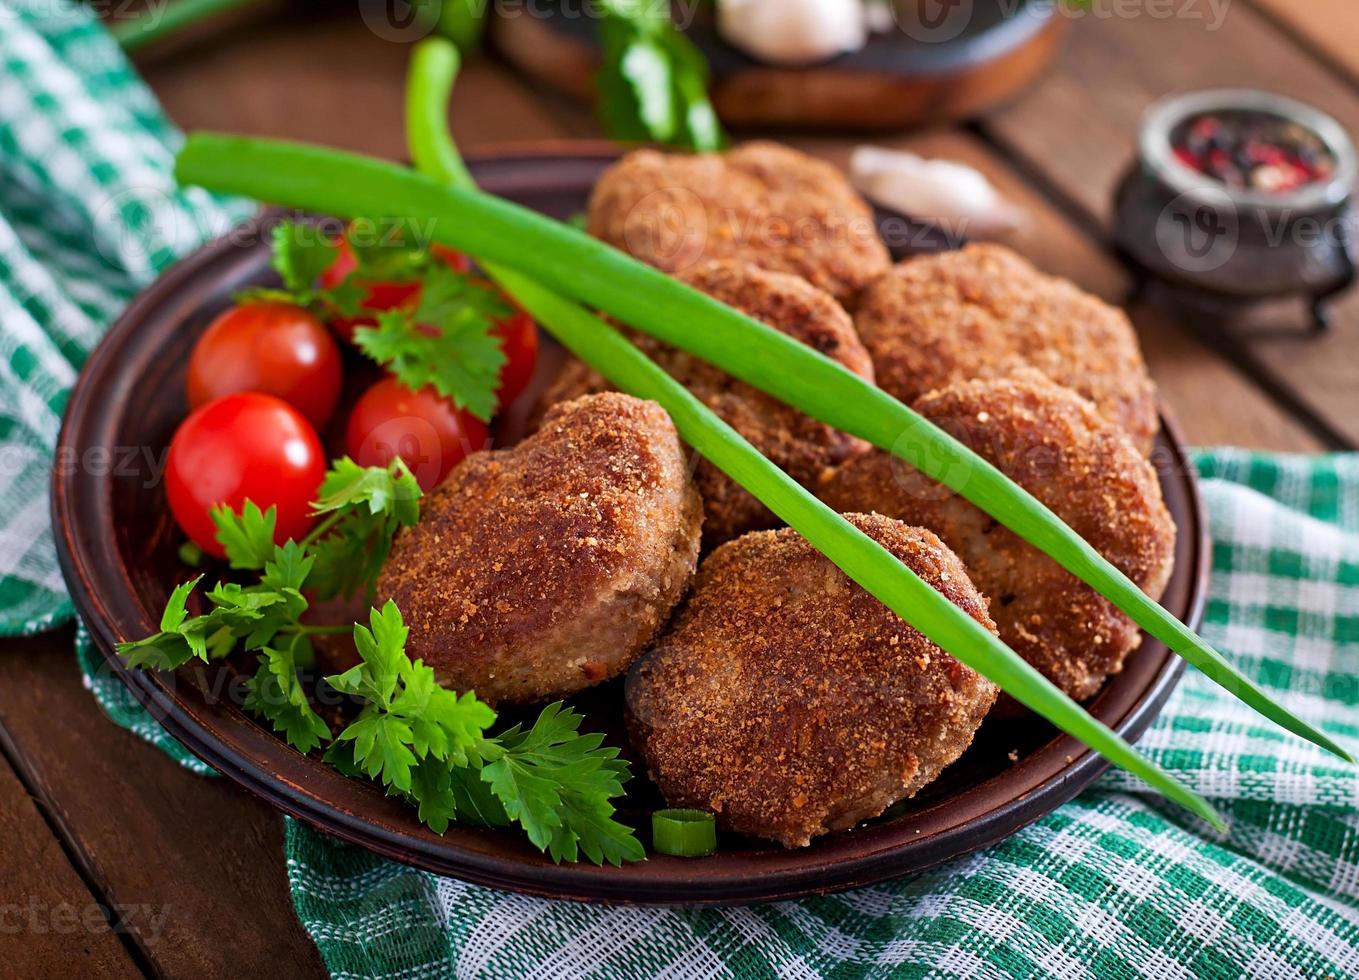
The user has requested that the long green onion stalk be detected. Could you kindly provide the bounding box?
[174,130,1350,767]
[398,39,1223,829]
[110,0,261,51]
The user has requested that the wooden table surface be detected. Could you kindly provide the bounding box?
[4,3,1357,976]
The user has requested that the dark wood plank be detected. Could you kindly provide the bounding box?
[795,130,1321,451]
[1248,0,1359,88]
[0,738,142,978]
[0,629,325,979]
[982,0,1359,448]
[144,18,573,159]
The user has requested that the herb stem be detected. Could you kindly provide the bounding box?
[299,511,344,550]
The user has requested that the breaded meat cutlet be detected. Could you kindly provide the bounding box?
[854,244,1159,454]
[378,393,702,704]
[587,142,891,308]
[627,514,999,848]
[819,372,1175,702]
[535,260,874,546]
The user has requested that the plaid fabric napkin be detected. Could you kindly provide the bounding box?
[0,0,246,636]
[3,4,1357,978]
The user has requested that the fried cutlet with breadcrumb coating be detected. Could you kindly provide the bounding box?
[534,260,873,546]
[626,513,998,848]
[854,244,1158,454]
[378,393,702,704]
[587,142,891,308]
[819,372,1175,702]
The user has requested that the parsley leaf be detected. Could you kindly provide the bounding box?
[118,575,207,670]
[306,457,422,601]
[353,264,508,422]
[211,500,277,570]
[245,636,331,754]
[313,456,422,526]
[270,219,340,293]
[328,601,496,794]
[480,703,645,866]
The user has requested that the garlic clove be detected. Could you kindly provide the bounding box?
[717,0,869,67]
[849,145,1026,238]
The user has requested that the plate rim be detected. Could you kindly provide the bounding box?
[51,144,1207,906]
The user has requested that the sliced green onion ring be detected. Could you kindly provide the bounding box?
[652,809,718,858]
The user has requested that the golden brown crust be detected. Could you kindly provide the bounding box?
[854,244,1159,454]
[378,393,702,704]
[587,142,891,308]
[818,372,1176,702]
[533,260,873,547]
[626,514,999,848]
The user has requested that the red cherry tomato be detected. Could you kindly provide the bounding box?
[186,301,342,429]
[318,237,424,344]
[492,307,539,409]
[345,378,489,491]
[167,393,326,558]
[320,235,538,411]
[431,244,472,272]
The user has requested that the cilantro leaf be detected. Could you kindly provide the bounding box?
[211,501,277,570]
[353,264,508,422]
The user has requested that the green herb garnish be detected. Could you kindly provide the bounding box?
[597,0,726,151]
[353,263,508,421]
[652,808,717,857]
[247,219,507,421]
[322,602,643,864]
[117,458,419,747]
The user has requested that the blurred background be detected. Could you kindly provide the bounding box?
[105,0,1358,455]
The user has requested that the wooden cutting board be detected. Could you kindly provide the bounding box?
[490,0,1066,130]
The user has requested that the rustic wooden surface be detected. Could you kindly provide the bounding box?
[3,2,1355,975]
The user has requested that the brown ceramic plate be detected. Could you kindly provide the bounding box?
[52,145,1207,906]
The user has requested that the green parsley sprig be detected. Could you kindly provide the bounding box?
[117,457,421,751]
[323,603,644,865]
[119,460,642,863]
[354,263,508,422]
[248,219,509,421]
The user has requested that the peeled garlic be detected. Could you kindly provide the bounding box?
[850,146,1025,237]
[717,0,868,67]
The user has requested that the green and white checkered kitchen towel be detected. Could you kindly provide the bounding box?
[0,0,247,636]
[3,3,1357,977]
